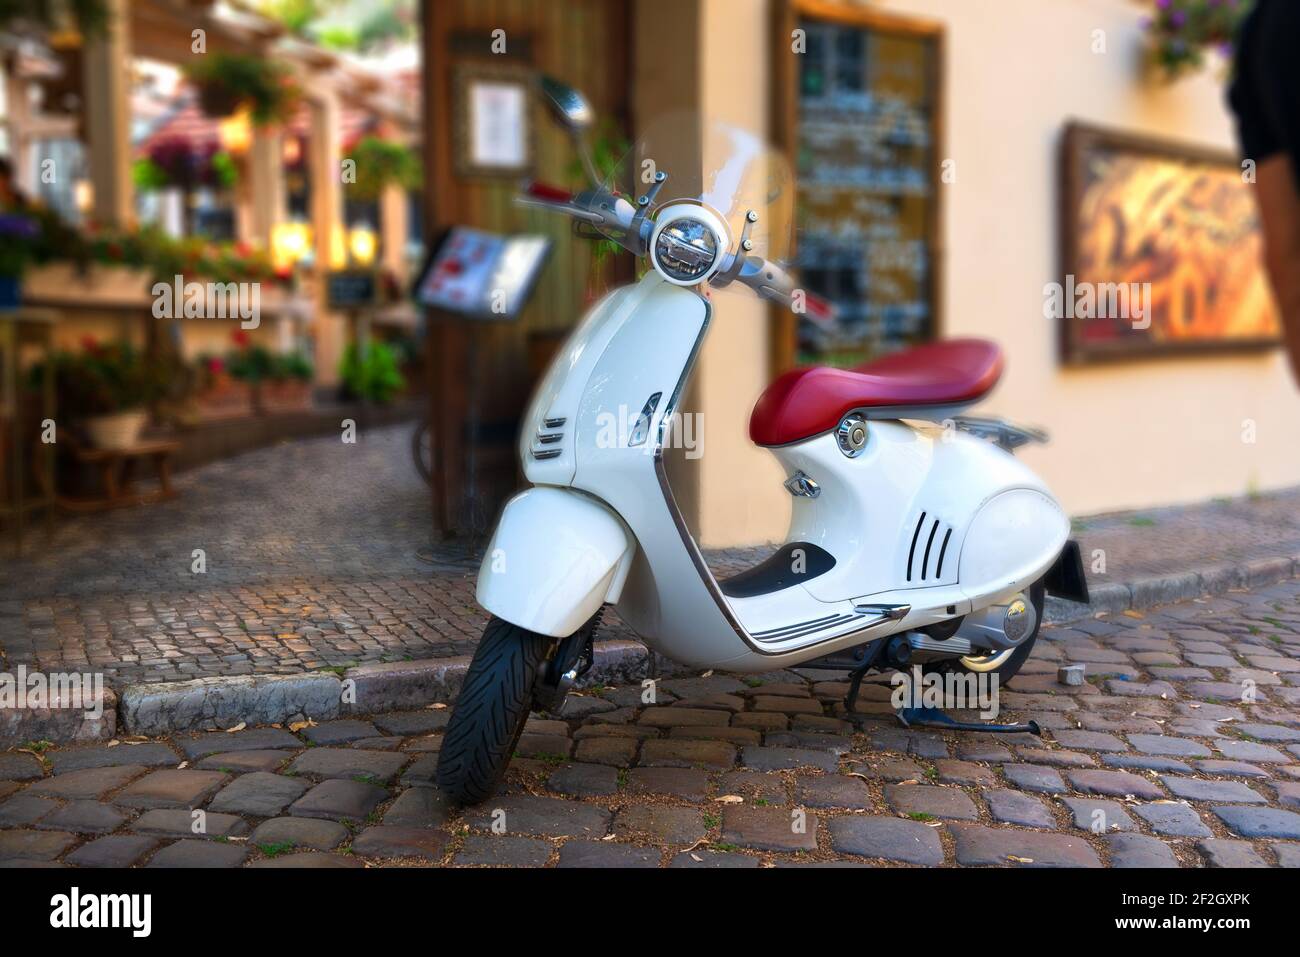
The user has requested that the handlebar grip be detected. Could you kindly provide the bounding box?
[524,181,573,203]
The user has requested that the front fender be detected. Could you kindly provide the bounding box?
[476,487,635,638]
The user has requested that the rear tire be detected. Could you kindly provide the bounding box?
[436,617,554,806]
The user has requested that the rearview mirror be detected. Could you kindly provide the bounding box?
[539,75,593,132]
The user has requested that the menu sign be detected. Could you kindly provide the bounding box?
[416,227,551,320]
[794,20,939,367]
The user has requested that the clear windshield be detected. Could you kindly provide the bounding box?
[598,112,793,264]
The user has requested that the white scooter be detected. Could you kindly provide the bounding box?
[436,79,1088,805]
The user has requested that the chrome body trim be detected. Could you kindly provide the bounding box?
[836,413,869,458]
[783,470,821,498]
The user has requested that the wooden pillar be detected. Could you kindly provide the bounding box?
[81,0,134,228]
[423,0,459,538]
[380,181,408,279]
[308,87,345,386]
[249,127,285,248]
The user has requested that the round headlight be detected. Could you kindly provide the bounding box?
[649,204,729,286]
[655,219,717,282]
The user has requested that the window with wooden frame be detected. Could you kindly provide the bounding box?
[771,0,945,372]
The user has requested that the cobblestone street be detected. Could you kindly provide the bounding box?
[0,425,489,684]
[2,581,1299,868]
[3,425,1300,689]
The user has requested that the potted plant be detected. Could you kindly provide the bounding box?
[192,354,254,421]
[221,331,272,408]
[44,340,164,450]
[259,352,314,413]
[0,213,39,310]
[339,340,405,405]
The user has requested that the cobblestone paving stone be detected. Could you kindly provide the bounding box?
[2,427,1300,686]
[2,580,1300,867]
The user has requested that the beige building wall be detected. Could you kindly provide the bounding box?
[695,0,792,547]
[692,0,1300,548]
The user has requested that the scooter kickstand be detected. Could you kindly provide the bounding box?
[843,668,867,714]
[841,640,888,715]
[895,706,1041,736]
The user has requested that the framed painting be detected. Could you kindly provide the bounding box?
[1060,122,1281,363]
[452,63,536,179]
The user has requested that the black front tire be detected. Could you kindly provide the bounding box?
[436,617,553,805]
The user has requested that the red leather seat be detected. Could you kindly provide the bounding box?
[749,339,1004,446]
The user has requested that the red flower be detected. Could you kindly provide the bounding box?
[206,356,224,375]
[80,335,101,354]
[231,330,251,348]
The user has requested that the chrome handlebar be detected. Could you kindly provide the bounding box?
[516,184,648,256]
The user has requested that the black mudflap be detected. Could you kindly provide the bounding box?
[1044,539,1089,604]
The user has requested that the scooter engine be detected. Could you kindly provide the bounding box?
[903,594,1036,662]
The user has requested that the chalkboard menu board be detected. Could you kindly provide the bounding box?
[326,270,379,311]
[792,15,941,367]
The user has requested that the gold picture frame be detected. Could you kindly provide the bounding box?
[1060,121,1282,363]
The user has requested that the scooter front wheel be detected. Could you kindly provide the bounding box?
[436,617,553,805]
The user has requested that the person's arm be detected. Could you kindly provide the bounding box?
[1254,155,1300,385]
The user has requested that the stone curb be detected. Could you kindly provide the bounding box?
[0,686,117,748]
[1044,555,1299,624]
[33,553,1300,740]
[111,639,692,736]
[119,672,343,736]
[337,639,692,718]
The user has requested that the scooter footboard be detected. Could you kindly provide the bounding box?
[476,486,635,638]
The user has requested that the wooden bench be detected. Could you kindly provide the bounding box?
[52,437,181,512]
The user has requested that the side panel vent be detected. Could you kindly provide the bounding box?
[531,418,566,460]
[906,511,954,583]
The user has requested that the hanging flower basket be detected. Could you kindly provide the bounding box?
[1143,0,1253,81]
[186,53,301,125]
[133,137,239,193]
[344,136,422,201]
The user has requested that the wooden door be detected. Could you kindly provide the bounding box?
[423,0,632,537]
